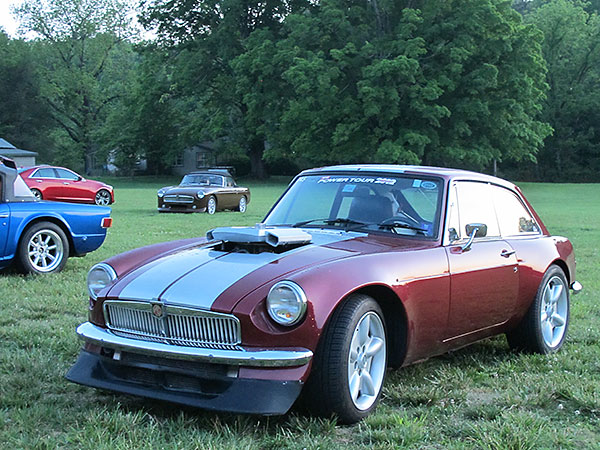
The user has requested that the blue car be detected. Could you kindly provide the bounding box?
[1,157,112,274]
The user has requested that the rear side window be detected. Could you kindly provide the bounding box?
[32,168,56,178]
[492,186,539,236]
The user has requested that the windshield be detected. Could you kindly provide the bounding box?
[181,174,223,186]
[264,173,444,238]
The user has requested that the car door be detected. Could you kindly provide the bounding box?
[0,203,9,256]
[54,168,89,202]
[223,176,241,208]
[29,167,61,200]
[444,181,519,341]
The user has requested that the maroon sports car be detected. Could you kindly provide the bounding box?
[67,165,581,423]
[19,165,114,205]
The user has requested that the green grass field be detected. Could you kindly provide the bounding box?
[1,179,598,449]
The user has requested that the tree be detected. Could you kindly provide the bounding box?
[236,0,550,171]
[0,32,53,158]
[140,0,313,178]
[15,0,138,173]
[525,0,600,180]
[102,45,185,174]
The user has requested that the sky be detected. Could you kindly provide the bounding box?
[0,0,24,37]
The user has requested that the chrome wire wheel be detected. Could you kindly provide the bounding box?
[540,275,568,349]
[95,189,111,205]
[347,311,386,411]
[238,196,247,213]
[207,196,217,214]
[27,229,64,273]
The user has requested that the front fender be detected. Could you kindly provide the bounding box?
[232,246,450,366]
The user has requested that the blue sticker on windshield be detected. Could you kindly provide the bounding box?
[412,179,422,188]
[420,181,437,190]
[343,185,356,193]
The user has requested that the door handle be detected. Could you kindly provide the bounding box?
[0,213,8,218]
[63,182,70,185]
[500,249,516,258]
[36,180,42,183]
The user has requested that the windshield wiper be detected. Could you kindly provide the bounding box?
[377,221,427,234]
[292,217,369,230]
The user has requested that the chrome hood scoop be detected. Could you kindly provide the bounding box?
[207,225,312,247]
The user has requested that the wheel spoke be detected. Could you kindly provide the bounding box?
[46,253,56,262]
[360,371,375,396]
[43,235,51,245]
[541,319,553,343]
[47,245,57,251]
[551,313,565,327]
[365,337,384,358]
[358,315,370,346]
[550,283,563,303]
[349,372,360,400]
[33,255,40,265]
[41,256,48,267]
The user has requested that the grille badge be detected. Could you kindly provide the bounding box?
[152,303,164,318]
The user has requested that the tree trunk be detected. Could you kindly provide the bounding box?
[248,138,268,179]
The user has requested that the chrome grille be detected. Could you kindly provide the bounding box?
[164,194,195,204]
[104,301,241,349]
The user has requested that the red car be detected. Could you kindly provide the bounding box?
[67,165,581,423]
[19,166,114,205]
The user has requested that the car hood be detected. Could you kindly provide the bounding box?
[160,186,216,195]
[107,229,374,311]
[106,228,433,313]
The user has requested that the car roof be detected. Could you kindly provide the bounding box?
[186,171,229,177]
[300,164,516,190]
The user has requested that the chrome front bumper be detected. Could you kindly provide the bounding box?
[76,322,313,367]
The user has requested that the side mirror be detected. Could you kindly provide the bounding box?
[465,223,487,238]
[461,223,487,252]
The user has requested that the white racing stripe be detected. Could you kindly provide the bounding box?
[118,246,220,301]
[117,229,365,308]
[160,250,285,308]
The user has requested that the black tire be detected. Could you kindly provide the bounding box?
[506,265,570,354]
[302,294,387,424]
[95,189,111,205]
[31,188,42,200]
[206,196,217,215]
[17,222,69,274]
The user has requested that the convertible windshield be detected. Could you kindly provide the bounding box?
[264,173,443,237]
[181,174,223,186]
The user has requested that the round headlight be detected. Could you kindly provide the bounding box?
[157,189,165,198]
[266,281,307,326]
[196,190,205,199]
[87,263,117,300]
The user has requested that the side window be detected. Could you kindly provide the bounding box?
[455,182,500,239]
[492,186,539,236]
[32,168,56,178]
[55,168,79,180]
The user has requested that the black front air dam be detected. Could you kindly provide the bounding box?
[66,350,303,415]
